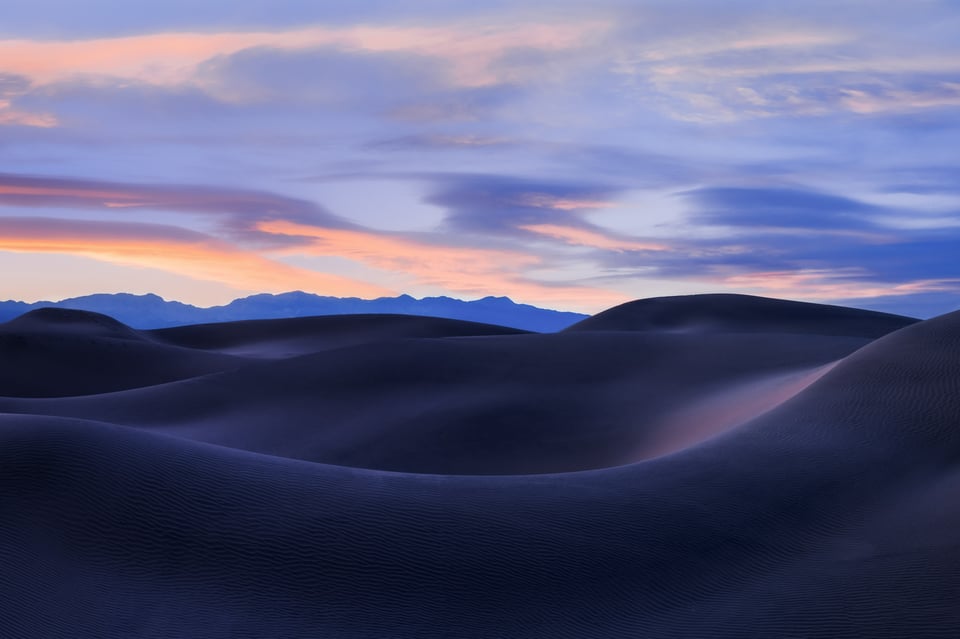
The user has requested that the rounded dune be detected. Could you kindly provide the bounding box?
[0,330,870,473]
[3,307,144,339]
[0,308,245,397]
[3,294,960,637]
[148,313,528,357]
[566,293,916,337]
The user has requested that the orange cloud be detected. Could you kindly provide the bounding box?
[258,220,625,309]
[0,18,610,93]
[520,223,669,252]
[0,173,344,233]
[0,182,137,200]
[0,218,391,298]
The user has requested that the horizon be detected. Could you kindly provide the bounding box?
[2,2,960,317]
[0,289,944,320]
[0,289,571,311]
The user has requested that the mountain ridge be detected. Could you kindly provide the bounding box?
[0,291,588,332]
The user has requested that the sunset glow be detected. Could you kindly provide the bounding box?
[1,2,958,315]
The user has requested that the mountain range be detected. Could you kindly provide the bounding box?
[0,291,587,332]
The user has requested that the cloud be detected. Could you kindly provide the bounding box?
[194,46,444,107]
[519,224,668,252]
[520,224,670,252]
[255,219,625,308]
[387,84,523,122]
[838,82,960,115]
[607,4,960,122]
[0,216,391,297]
[584,183,960,305]
[0,15,607,135]
[0,73,57,127]
[0,171,628,309]
[836,289,960,319]
[711,269,960,302]
[0,18,611,95]
[1,2,959,320]
[0,0,604,40]
[881,167,960,196]
[682,186,883,231]
[368,134,516,150]
[425,174,622,235]
[0,172,353,244]
[0,105,57,128]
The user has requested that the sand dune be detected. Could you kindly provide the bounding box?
[148,313,528,357]
[0,308,245,397]
[0,330,870,473]
[567,292,916,336]
[1,294,958,637]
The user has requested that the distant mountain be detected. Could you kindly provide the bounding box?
[0,292,588,332]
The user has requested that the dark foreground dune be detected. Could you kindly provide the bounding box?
[1,293,958,637]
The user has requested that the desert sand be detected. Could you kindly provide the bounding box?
[2,293,958,637]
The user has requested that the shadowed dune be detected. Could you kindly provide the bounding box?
[0,310,527,397]
[148,314,528,357]
[0,309,246,397]
[566,293,917,337]
[0,331,867,474]
[3,294,960,637]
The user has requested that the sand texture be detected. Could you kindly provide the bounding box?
[3,294,958,638]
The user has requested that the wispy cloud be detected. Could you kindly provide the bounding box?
[519,224,668,252]
[611,11,960,122]
[0,171,627,308]
[0,216,391,297]
[714,269,960,303]
[0,104,57,128]
[0,18,611,95]
[0,172,353,244]
[838,83,960,114]
[0,73,57,127]
[426,174,622,235]
[369,134,516,150]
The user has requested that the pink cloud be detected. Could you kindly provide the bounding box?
[0,217,392,298]
[0,99,57,127]
[0,18,611,95]
[0,173,347,236]
[520,223,669,252]
[839,84,960,115]
[716,269,960,301]
[515,194,616,211]
[258,220,625,309]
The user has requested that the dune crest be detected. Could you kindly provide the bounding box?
[4,307,143,339]
[566,293,916,337]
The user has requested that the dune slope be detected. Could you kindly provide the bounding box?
[2,294,958,638]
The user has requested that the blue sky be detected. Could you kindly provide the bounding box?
[1,0,958,315]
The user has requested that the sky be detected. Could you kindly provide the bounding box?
[1,1,959,316]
